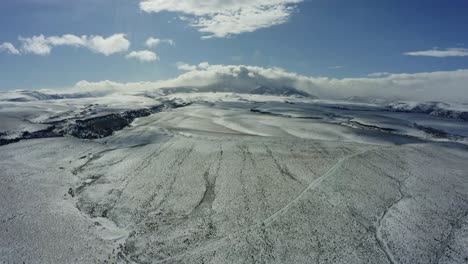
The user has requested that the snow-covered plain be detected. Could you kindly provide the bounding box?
[1,88,468,264]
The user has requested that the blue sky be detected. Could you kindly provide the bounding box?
[1,0,468,91]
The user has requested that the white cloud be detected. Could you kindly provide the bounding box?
[0,42,21,55]
[19,35,52,55]
[47,34,87,46]
[86,34,130,56]
[145,37,161,48]
[139,0,303,38]
[368,72,391,77]
[73,63,468,103]
[198,62,210,69]
[405,48,468,58]
[145,37,174,48]
[329,66,342,69]
[126,50,159,62]
[18,34,130,56]
[177,62,197,71]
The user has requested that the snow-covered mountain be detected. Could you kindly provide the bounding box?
[250,85,315,97]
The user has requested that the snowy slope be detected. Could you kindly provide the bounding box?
[1,88,468,264]
[388,101,468,121]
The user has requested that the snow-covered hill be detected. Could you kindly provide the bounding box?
[388,101,468,121]
[1,88,468,264]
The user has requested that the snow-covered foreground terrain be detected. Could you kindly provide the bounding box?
[1,89,468,263]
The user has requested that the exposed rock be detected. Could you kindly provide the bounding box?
[0,127,61,146]
[66,114,130,139]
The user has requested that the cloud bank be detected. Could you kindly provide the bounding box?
[139,0,303,38]
[73,63,468,103]
[405,48,468,58]
[18,34,130,56]
[126,50,159,62]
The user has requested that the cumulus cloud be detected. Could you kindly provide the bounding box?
[19,35,52,55]
[198,62,210,69]
[139,0,303,38]
[126,50,159,62]
[18,34,130,56]
[73,63,468,103]
[86,34,130,56]
[405,48,468,58]
[176,62,197,71]
[46,34,87,46]
[0,42,21,55]
[145,37,175,48]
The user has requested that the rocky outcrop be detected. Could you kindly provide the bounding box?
[65,100,190,139]
[0,127,62,146]
[65,114,132,139]
[0,100,192,145]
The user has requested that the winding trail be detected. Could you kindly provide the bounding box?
[151,145,380,263]
[262,146,380,226]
